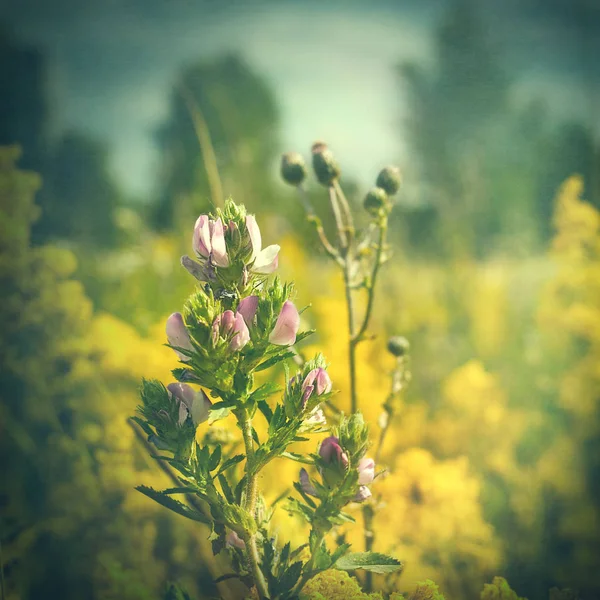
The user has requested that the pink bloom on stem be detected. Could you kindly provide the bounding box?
[357,457,375,485]
[246,215,280,274]
[237,295,259,327]
[269,301,300,346]
[166,312,194,361]
[167,383,212,426]
[302,368,332,398]
[225,530,246,550]
[192,215,229,268]
[319,436,349,469]
[212,310,250,351]
[299,468,317,496]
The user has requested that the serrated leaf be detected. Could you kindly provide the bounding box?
[281,452,313,464]
[335,551,403,574]
[136,486,209,524]
[130,416,154,436]
[217,454,244,474]
[276,560,303,594]
[218,473,235,503]
[255,351,296,372]
[209,445,222,471]
[257,400,274,424]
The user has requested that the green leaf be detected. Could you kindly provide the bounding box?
[130,416,154,436]
[294,329,315,344]
[281,452,314,464]
[335,551,403,574]
[218,473,235,504]
[209,445,222,471]
[255,351,296,372]
[217,454,244,474]
[136,486,210,524]
[257,399,274,424]
[276,560,303,595]
[208,405,231,425]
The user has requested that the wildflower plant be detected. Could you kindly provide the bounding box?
[133,194,402,599]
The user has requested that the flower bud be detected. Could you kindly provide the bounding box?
[376,166,402,196]
[167,382,212,426]
[299,468,317,496]
[269,300,300,346]
[237,295,259,327]
[212,310,250,351]
[281,152,307,186]
[301,368,332,404]
[193,215,229,268]
[225,530,246,550]
[311,141,341,187]
[353,486,372,503]
[363,186,389,216]
[357,457,375,485]
[319,436,349,469]
[166,312,194,361]
[387,336,410,357]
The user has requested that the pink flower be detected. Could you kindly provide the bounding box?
[167,383,212,426]
[225,530,246,550]
[269,301,300,346]
[319,436,349,469]
[301,368,332,404]
[246,215,280,274]
[166,313,194,361]
[299,468,317,496]
[357,457,375,485]
[237,295,259,327]
[212,310,250,351]
[192,215,229,268]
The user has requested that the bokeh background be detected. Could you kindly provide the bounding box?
[1,0,599,598]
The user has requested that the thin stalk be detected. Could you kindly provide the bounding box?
[375,360,406,464]
[329,186,348,249]
[353,220,387,344]
[0,533,5,600]
[237,409,269,600]
[363,505,375,592]
[178,82,224,209]
[297,187,343,266]
[344,256,359,414]
[333,180,355,242]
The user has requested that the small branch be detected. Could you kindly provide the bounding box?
[363,504,375,591]
[353,220,388,344]
[329,186,348,249]
[297,187,344,267]
[333,180,355,242]
[294,530,327,595]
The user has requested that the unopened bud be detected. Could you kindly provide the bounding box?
[281,152,307,186]
[376,166,402,196]
[387,336,410,357]
[311,141,341,187]
[363,187,389,216]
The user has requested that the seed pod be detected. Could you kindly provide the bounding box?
[311,141,341,186]
[376,166,402,196]
[387,335,410,357]
[363,186,389,216]
[280,152,307,186]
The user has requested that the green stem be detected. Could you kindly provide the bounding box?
[333,180,355,241]
[363,505,375,591]
[329,185,348,249]
[353,220,387,344]
[237,409,269,600]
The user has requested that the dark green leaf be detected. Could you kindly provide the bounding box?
[130,416,154,436]
[281,452,313,464]
[218,473,235,504]
[217,454,244,474]
[255,351,296,372]
[209,445,222,471]
[276,560,303,594]
[136,486,209,524]
[257,399,274,424]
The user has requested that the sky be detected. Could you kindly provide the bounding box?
[2,0,599,198]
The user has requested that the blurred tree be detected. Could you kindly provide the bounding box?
[33,131,120,248]
[153,53,280,230]
[0,146,216,599]
[0,25,49,172]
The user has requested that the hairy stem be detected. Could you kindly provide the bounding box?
[237,409,269,600]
